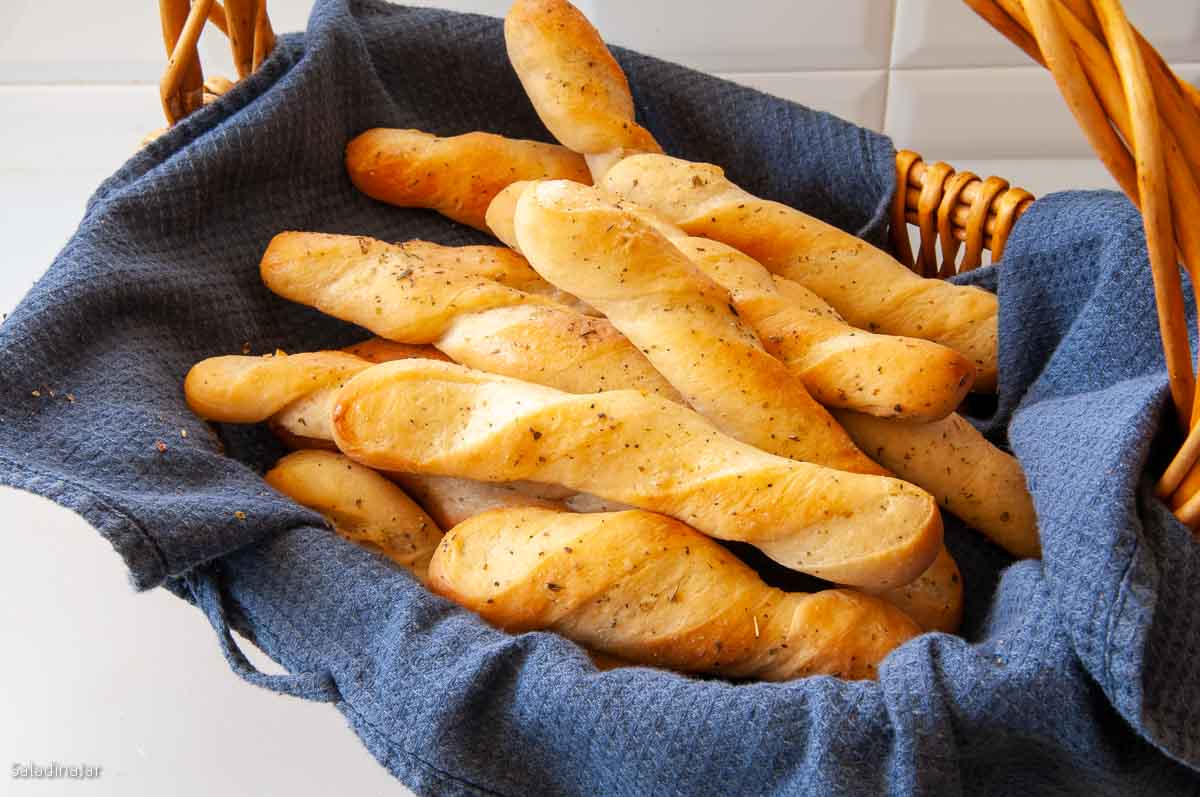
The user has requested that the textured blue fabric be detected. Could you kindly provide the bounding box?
[1,1,1198,794]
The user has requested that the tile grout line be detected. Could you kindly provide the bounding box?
[880,0,899,135]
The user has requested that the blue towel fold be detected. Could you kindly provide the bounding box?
[2,1,1197,793]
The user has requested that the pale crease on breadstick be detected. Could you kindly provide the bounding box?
[429,506,921,680]
[511,179,885,475]
[504,0,661,180]
[490,179,974,421]
[331,359,942,589]
[265,450,443,582]
[345,128,591,231]
[834,410,1040,559]
[259,232,680,401]
[601,154,1000,391]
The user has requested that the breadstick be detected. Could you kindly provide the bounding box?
[261,232,558,343]
[332,359,942,589]
[261,232,679,400]
[265,450,442,582]
[185,345,631,524]
[601,154,1000,390]
[512,180,883,475]
[429,506,920,680]
[391,238,587,312]
[345,128,590,231]
[504,0,661,180]
[184,350,370,426]
[673,238,974,421]
[489,180,974,420]
[436,304,683,402]
[834,410,1039,559]
[870,546,962,634]
[501,0,995,386]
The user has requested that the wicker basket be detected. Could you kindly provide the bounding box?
[154,0,1200,530]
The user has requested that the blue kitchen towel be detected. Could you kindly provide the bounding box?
[1,0,1198,794]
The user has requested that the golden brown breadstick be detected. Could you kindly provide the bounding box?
[504,0,661,179]
[834,410,1039,559]
[265,450,443,582]
[260,232,558,343]
[673,239,975,421]
[345,128,591,231]
[184,350,370,426]
[870,546,963,634]
[429,506,920,680]
[512,180,883,475]
[489,180,974,420]
[185,344,635,525]
[601,154,1000,390]
[259,232,680,401]
[332,359,943,589]
[436,304,683,402]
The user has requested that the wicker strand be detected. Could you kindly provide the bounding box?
[969,0,1200,531]
[159,0,208,123]
[157,0,274,127]
[891,154,1034,275]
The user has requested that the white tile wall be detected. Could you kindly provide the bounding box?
[3,1,1196,170]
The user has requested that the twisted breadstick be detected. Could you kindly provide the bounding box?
[332,359,942,589]
[672,238,974,421]
[429,506,920,680]
[260,232,680,401]
[500,0,998,389]
[185,344,629,526]
[601,155,1001,390]
[265,450,443,582]
[261,232,557,342]
[437,304,683,401]
[186,349,953,629]
[184,350,370,430]
[504,0,661,180]
[868,546,962,633]
[490,180,973,420]
[345,128,590,231]
[512,180,883,474]
[834,410,1040,559]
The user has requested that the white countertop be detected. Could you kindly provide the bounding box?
[0,87,1119,795]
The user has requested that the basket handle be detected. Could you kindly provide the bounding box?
[891,152,1034,277]
[966,0,1200,531]
[157,0,276,125]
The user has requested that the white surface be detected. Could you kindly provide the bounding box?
[0,488,404,796]
[1,1,1192,795]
